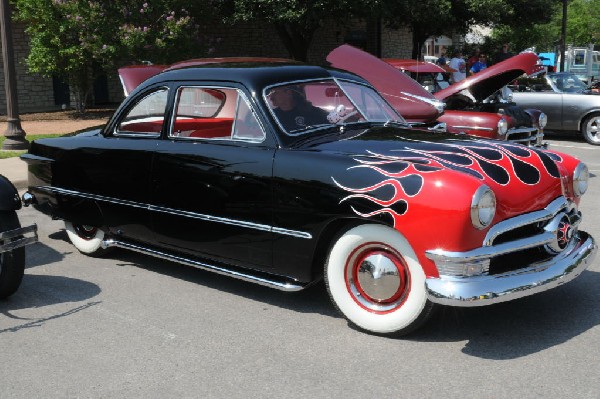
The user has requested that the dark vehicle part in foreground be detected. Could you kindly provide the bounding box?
[0,176,37,298]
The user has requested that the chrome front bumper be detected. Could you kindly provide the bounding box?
[425,231,596,306]
[0,224,38,253]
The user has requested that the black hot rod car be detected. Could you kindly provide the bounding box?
[21,60,596,335]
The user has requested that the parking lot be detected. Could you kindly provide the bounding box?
[1,133,599,398]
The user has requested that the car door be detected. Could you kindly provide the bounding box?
[512,79,564,130]
[64,85,169,244]
[151,84,277,272]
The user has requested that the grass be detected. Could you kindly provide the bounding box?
[0,133,65,159]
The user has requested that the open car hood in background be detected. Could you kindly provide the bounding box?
[383,59,447,74]
[117,65,167,96]
[327,45,443,123]
[434,52,544,102]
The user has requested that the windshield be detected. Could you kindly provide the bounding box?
[265,79,405,135]
[549,73,588,93]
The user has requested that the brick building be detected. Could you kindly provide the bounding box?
[0,19,415,114]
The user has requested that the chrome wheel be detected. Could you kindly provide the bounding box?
[581,113,600,145]
[345,244,410,313]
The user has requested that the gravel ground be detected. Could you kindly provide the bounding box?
[0,107,115,135]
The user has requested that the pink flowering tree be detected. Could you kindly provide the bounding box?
[14,0,204,112]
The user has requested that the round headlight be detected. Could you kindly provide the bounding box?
[497,118,508,135]
[471,186,496,230]
[573,162,589,197]
[538,112,547,128]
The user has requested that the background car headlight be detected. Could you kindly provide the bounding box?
[471,186,496,230]
[538,112,547,128]
[497,118,508,135]
[573,162,589,197]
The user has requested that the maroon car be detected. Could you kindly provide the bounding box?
[327,45,547,146]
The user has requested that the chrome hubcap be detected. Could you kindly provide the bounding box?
[345,244,410,313]
[357,253,402,302]
[585,117,600,143]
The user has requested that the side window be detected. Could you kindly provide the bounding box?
[171,86,265,142]
[116,88,168,136]
[233,96,266,141]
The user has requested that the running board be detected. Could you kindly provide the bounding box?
[102,238,306,292]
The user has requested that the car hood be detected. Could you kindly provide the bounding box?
[118,65,167,96]
[434,52,544,102]
[310,126,565,219]
[383,59,446,74]
[327,45,444,123]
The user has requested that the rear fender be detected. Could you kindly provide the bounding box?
[0,175,21,211]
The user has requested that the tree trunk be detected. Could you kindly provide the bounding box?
[273,22,315,62]
[411,26,428,60]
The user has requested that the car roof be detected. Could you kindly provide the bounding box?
[134,61,369,96]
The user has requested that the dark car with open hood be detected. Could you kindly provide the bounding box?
[20,60,596,336]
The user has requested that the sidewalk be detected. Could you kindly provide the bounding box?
[0,118,108,191]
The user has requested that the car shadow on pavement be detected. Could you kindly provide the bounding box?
[109,249,339,318]
[25,240,68,269]
[544,131,587,145]
[107,247,600,355]
[0,274,101,334]
[0,238,101,334]
[412,270,600,359]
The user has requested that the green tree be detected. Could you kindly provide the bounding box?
[217,0,379,61]
[14,0,204,112]
[489,0,599,54]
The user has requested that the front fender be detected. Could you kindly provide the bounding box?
[0,175,21,211]
[438,110,503,140]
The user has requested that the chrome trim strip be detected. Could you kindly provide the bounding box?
[0,224,38,253]
[453,125,494,132]
[483,197,569,247]
[425,231,597,306]
[36,186,312,240]
[400,91,446,113]
[426,230,556,263]
[102,238,306,292]
[506,127,537,134]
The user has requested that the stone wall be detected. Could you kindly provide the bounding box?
[0,22,56,114]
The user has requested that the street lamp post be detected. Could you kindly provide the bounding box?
[559,0,568,72]
[0,0,28,150]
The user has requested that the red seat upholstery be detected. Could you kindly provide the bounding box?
[174,118,234,138]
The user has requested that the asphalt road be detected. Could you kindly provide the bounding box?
[1,133,599,398]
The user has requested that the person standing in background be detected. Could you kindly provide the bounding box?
[436,48,448,66]
[469,54,488,74]
[493,43,513,64]
[466,48,481,71]
[448,50,466,83]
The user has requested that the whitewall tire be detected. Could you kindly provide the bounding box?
[325,224,435,335]
[65,221,108,256]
